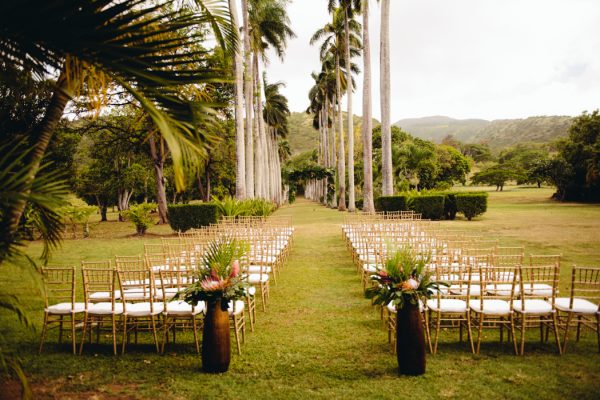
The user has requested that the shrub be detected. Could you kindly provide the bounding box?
[410,194,445,220]
[456,192,488,221]
[211,196,250,217]
[374,195,410,212]
[355,198,364,210]
[168,203,219,232]
[246,199,276,217]
[123,203,156,235]
[442,192,459,220]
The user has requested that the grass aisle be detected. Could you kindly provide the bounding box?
[1,195,599,399]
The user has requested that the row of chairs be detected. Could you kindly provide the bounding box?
[343,216,600,355]
[39,216,294,356]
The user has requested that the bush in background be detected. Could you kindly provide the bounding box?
[374,195,410,212]
[442,192,459,220]
[456,192,488,221]
[168,203,218,232]
[123,203,156,235]
[410,194,445,220]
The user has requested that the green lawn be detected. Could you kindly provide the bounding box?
[1,188,599,399]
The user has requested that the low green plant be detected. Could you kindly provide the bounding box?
[168,203,219,232]
[123,203,156,235]
[62,205,98,238]
[456,192,488,221]
[211,196,250,218]
[246,198,277,216]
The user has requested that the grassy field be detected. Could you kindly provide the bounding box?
[1,186,599,399]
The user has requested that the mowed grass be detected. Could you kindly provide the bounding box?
[0,188,599,399]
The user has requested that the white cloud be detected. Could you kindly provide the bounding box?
[263,0,600,122]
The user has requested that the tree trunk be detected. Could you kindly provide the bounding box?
[380,0,393,196]
[362,0,375,213]
[253,55,263,199]
[100,206,107,222]
[229,0,247,200]
[336,59,346,211]
[1,68,73,256]
[330,98,338,208]
[345,8,355,212]
[242,0,254,198]
[149,134,168,224]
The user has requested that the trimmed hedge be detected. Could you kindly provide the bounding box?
[443,192,459,220]
[374,195,410,212]
[168,203,219,232]
[456,192,488,221]
[410,194,445,220]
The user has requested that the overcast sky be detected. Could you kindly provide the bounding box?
[258,0,600,122]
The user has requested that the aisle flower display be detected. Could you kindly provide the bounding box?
[178,238,250,373]
[365,246,445,375]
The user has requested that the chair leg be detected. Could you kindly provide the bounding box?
[232,315,242,355]
[150,315,159,353]
[510,314,518,355]
[467,311,475,354]
[596,314,600,353]
[552,313,562,355]
[161,317,169,354]
[79,313,89,355]
[121,316,128,354]
[562,312,573,353]
[476,314,484,354]
[112,314,117,356]
[520,315,527,356]
[71,312,77,355]
[433,311,442,355]
[58,315,64,344]
[39,312,49,354]
[576,315,582,341]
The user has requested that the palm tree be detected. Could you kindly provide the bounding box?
[380,0,393,195]
[229,0,247,199]
[311,9,360,210]
[0,0,235,248]
[361,0,375,212]
[249,0,295,199]
[242,0,255,198]
[330,0,361,211]
[263,74,290,204]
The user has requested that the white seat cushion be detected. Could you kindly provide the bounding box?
[228,300,245,315]
[46,302,85,314]
[88,302,124,315]
[554,297,599,314]
[124,302,164,317]
[427,298,467,313]
[362,263,379,272]
[523,283,554,297]
[470,299,510,315]
[487,284,519,297]
[89,291,122,301]
[247,265,272,274]
[450,284,480,296]
[247,274,269,284]
[513,299,553,314]
[154,287,180,300]
[121,288,152,301]
[164,300,204,316]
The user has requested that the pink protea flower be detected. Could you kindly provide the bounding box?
[230,260,240,278]
[201,277,226,291]
[210,268,219,280]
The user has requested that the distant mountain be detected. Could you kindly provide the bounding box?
[394,115,573,149]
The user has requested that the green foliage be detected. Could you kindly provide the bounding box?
[456,192,488,221]
[123,203,156,235]
[177,239,250,305]
[61,205,98,238]
[374,195,410,212]
[550,110,600,201]
[212,196,251,218]
[246,199,277,217]
[365,246,443,310]
[167,203,219,232]
[409,194,445,220]
[471,163,522,191]
[442,192,459,220]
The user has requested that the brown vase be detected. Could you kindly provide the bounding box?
[396,301,426,375]
[202,299,230,373]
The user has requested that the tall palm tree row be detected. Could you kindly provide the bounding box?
[361,0,375,212]
[310,6,361,211]
[236,0,294,203]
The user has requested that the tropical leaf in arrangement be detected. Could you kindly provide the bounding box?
[0,0,237,189]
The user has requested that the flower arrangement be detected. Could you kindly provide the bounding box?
[177,238,251,305]
[365,245,445,310]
